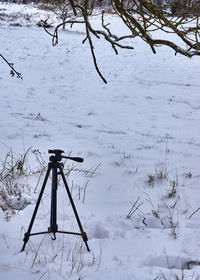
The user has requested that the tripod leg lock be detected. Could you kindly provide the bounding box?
[23,232,30,243]
[82,232,88,242]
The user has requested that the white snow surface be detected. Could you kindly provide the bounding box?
[1,3,200,280]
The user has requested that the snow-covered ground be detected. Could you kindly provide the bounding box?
[1,3,200,280]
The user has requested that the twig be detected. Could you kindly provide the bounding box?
[0,53,22,79]
[38,269,48,280]
[189,207,200,219]
[82,179,89,203]
[126,196,143,218]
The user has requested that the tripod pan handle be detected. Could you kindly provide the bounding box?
[64,156,84,163]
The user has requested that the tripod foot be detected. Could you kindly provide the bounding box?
[85,242,90,252]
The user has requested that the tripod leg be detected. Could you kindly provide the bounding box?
[58,166,90,252]
[49,164,58,234]
[21,164,51,252]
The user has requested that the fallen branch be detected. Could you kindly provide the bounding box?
[0,53,22,79]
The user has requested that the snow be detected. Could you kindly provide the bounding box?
[1,3,200,280]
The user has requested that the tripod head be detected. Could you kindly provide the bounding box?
[48,149,84,163]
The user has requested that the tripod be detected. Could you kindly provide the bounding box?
[21,149,90,252]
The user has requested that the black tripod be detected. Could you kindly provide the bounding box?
[21,149,90,252]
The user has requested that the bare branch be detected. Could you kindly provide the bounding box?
[113,0,200,57]
[78,3,108,83]
[43,0,200,82]
[0,53,22,79]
